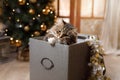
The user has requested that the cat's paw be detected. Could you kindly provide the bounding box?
[48,37,56,46]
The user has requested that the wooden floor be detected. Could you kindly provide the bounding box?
[0,55,120,80]
[104,55,120,80]
[0,59,30,80]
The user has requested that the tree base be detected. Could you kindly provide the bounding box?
[17,47,29,61]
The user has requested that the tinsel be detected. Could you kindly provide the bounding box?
[86,35,111,80]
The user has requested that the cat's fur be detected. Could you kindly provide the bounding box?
[44,19,77,46]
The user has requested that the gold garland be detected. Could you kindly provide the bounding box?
[86,36,111,80]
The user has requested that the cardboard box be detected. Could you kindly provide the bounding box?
[29,37,90,80]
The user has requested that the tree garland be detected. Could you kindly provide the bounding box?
[86,36,111,80]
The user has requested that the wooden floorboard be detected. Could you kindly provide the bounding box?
[0,59,30,80]
[0,55,120,80]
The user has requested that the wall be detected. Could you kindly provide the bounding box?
[80,19,103,38]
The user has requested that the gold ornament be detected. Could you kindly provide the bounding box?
[29,8,35,15]
[34,31,40,36]
[18,0,26,5]
[42,9,50,15]
[15,40,22,47]
[24,25,30,31]
[42,6,50,15]
[40,23,47,31]
[29,0,37,3]
[42,9,47,15]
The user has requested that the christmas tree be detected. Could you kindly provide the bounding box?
[2,0,56,48]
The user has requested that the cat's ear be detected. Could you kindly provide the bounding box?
[62,19,67,24]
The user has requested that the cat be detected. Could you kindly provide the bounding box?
[44,19,77,46]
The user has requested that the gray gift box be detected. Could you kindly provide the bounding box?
[29,37,90,80]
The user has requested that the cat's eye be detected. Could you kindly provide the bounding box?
[57,31,61,33]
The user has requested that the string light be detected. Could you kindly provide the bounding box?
[26,3,29,5]
[32,17,35,20]
[12,9,15,12]
[10,37,14,40]
[38,14,40,17]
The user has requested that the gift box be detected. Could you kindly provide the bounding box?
[29,37,90,80]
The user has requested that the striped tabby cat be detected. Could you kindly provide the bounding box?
[44,19,77,46]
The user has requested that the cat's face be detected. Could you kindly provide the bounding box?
[47,19,64,38]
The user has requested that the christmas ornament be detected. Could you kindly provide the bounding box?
[40,23,47,31]
[42,9,47,15]
[15,40,22,47]
[29,8,35,15]
[18,0,26,5]
[34,31,40,36]
[42,6,50,15]
[29,0,37,3]
[24,25,30,31]
[86,36,111,80]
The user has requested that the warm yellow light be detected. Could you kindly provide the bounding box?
[32,17,35,20]
[5,29,8,32]
[16,40,19,42]
[31,34,34,37]
[10,37,13,40]
[16,19,20,22]
[38,14,40,17]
